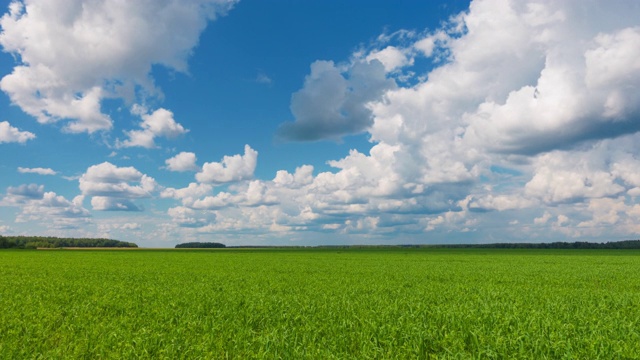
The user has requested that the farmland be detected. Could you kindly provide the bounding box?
[1,248,639,358]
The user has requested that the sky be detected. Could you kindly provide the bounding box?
[1,0,640,247]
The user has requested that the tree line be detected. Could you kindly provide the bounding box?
[0,235,138,249]
[430,240,640,249]
[175,242,226,248]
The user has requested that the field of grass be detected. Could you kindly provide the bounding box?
[1,248,639,358]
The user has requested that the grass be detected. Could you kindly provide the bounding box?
[1,248,639,359]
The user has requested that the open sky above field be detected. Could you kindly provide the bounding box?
[1,0,640,247]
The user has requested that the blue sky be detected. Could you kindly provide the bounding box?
[1,0,640,247]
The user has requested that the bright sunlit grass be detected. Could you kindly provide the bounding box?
[1,248,639,358]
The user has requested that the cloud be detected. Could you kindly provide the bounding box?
[79,162,157,211]
[168,206,215,228]
[165,152,199,172]
[196,145,258,184]
[5,183,44,201]
[161,182,213,205]
[273,165,314,188]
[277,59,396,141]
[469,194,537,212]
[365,46,413,72]
[82,0,639,244]
[117,107,188,148]
[458,3,640,155]
[18,167,57,175]
[3,184,90,229]
[256,72,272,84]
[0,0,237,133]
[90,196,143,212]
[0,121,35,143]
[524,146,627,204]
[120,223,141,230]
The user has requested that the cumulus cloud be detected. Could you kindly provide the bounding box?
[79,162,157,211]
[0,0,236,133]
[3,184,90,229]
[168,206,215,228]
[90,196,143,212]
[155,0,640,243]
[0,121,35,143]
[18,167,56,175]
[458,2,640,154]
[196,145,258,184]
[161,182,213,205]
[117,107,188,148]
[277,59,396,141]
[165,152,199,172]
[5,183,44,201]
[365,46,413,72]
[273,165,314,188]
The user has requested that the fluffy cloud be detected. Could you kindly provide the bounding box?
[168,206,215,228]
[58,0,636,244]
[365,46,413,72]
[79,162,157,211]
[0,0,236,133]
[458,2,640,154]
[0,121,35,143]
[2,184,90,229]
[277,60,396,141]
[117,107,188,148]
[161,182,213,205]
[5,183,44,201]
[165,152,199,172]
[196,145,258,184]
[180,0,640,242]
[18,167,56,175]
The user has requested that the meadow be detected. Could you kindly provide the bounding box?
[1,248,639,359]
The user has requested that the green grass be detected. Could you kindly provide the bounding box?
[1,248,639,359]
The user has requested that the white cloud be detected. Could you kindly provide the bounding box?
[121,223,141,230]
[0,121,35,143]
[168,206,215,228]
[469,194,536,212]
[365,46,413,72]
[143,0,640,244]
[4,183,44,202]
[459,3,640,155]
[277,59,396,141]
[90,196,142,212]
[165,152,199,172]
[117,107,187,148]
[534,212,552,225]
[570,197,640,237]
[79,162,157,211]
[191,191,233,210]
[273,165,314,188]
[18,167,56,175]
[196,145,258,184]
[256,72,272,84]
[525,150,625,204]
[161,182,213,205]
[0,0,237,133]
[3,184,91,229]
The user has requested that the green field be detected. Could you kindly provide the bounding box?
[1,248,639,359]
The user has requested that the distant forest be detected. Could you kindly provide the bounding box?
[175,240,640,250]
[433,240,640,249]
[0,236,138,249]
[175,242,226,249]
